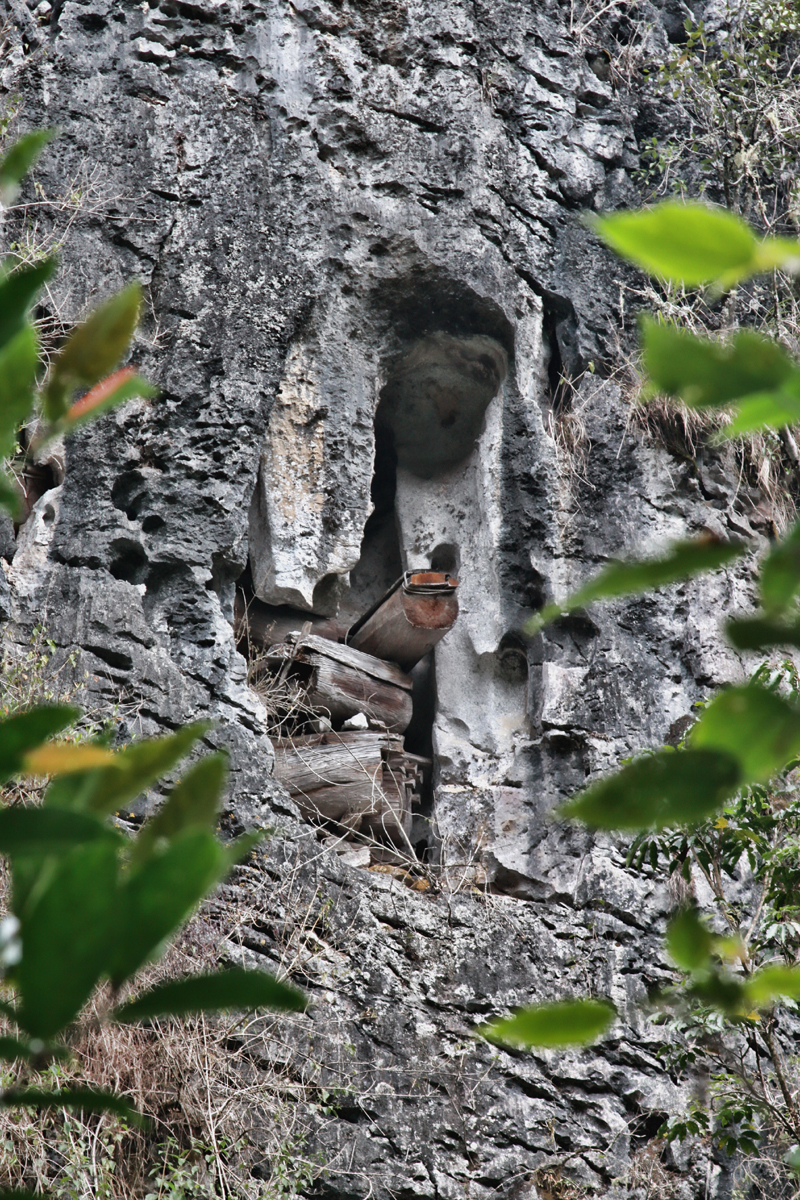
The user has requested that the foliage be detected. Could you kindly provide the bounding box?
[0,129,305,1195]
[640,0,800,228]
[483,202,800,1186]
[629,669,800,1166]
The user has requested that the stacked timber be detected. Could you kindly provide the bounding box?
[346,571,459,672]
[266,632,413,733]
[273,730,429,843]
[256,568,459,852]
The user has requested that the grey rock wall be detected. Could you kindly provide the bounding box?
[0,0,770,1195]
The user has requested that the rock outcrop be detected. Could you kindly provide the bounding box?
[0,0,773,1195]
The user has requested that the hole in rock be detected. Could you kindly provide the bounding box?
[109,538,148,584]
[497,632,528,685]
[375,331,508,478]
[112,470,149,521]
[239,280,513,873]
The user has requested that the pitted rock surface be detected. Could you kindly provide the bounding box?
[0,1,767,1195]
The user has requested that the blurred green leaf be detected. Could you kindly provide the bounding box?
[641,319,798,409]
[480,999,616,1048]
[666,909,714,972]
[0,472,22,520]
[108,829,229,988]
[0,325,38,460]
[0,807,124,857]
[0,1086,143,1126]
[593,203,760,286]
[726,614,800,652]
[526,538,743,635]
[44,282,143,418]
[688,970,747,1016]
[114,966,306,1023]
[744,964,800,1008]
[0,1036,36,1062]
[690,684,800,785]
[45,722,209,817]
[0,1190,42,1199]
[0,706,78,784]
[759,519,800,614]
[16,839,119,1040]
[60,367,156,434]
[131,752,227,866]
[0,129,55,206]
[22,741,116,776]
[719,388,800,438]
[0,259,57,354]
[561,748,741,830]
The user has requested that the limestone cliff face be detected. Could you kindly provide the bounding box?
[0,1,769,1195]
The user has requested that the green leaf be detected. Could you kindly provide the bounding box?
[45,722,209,816]
[759,519,800,614]
[688,970,746,1016]
[0,1086,143,1126]
[44,282,143,418]
[132,752,227,866]
[718,387,800,438]
[60,368,156,433]
[0,1036,36,1062]
[0,1036,69,1063]
[0,324,38,460]
[0,806,124,857]
[0,1191,43,1199]
[479,999,616,1048]
[0,129,55,206]
[0,472,22,520]
[0,705,79,784]
[690,684,800,785]
[526,537,744,635]
[641,319,798,409]
[592,203,761,287]
[726,614,800,652]
[16,839,119,1040]
[560,748,741,830]
[114,966,306,1023]
[744,964,800,1008]
[108,829,229,988]
[666,909,714,973]
[0,258,57,355]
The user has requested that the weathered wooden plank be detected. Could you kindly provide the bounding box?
[307,657,413,732]
[286,632,413,691]
[292,781,381,828]
[273,736,384,795]
[273,731,423,843]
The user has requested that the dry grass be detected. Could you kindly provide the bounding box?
[0,860,342,1200]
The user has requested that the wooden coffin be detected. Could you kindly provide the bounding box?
[267,632,413,733]
[346,571,459,671]
[234,592,346,653]
[273,730,430,842]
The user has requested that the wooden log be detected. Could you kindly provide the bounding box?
[268,634,413,733]
[273,731,426,842]
[307,657,412,732]
[347,572,459,671]
[286,632,413,690]
[273,735,385,795]
[293,782,381,829]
